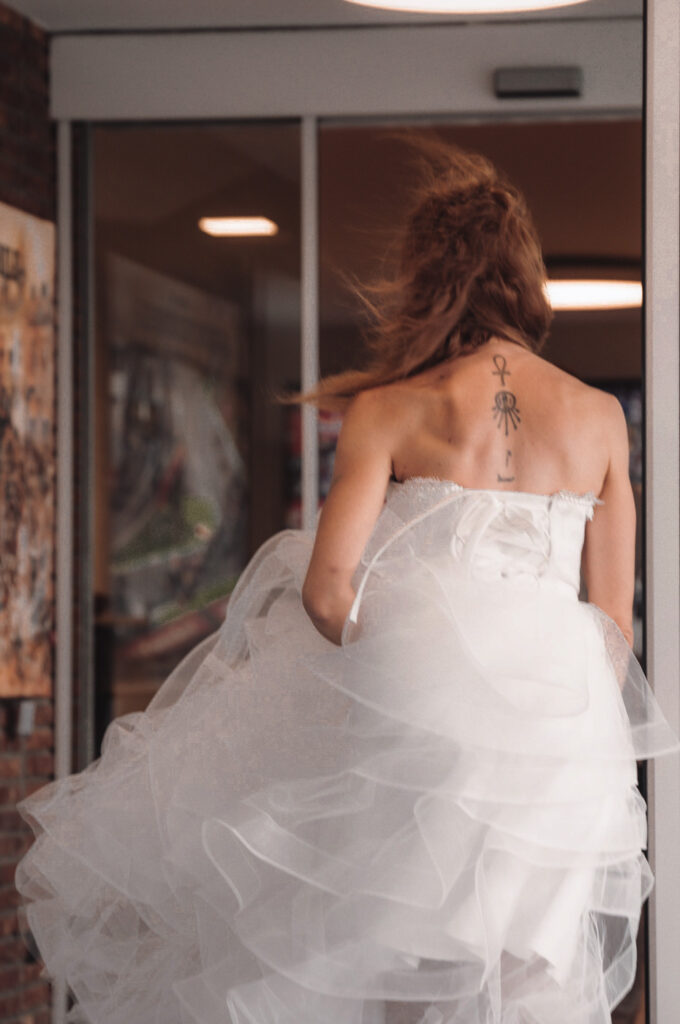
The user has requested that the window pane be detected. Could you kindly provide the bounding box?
[93,121,301,731]
[318,119,645,1024]
[319,123,643,637]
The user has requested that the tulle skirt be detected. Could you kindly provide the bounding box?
[15,501,680,1024]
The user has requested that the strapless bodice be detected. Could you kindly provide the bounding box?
[354,477,601,613]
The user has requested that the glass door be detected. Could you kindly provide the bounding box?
[91,120,301,733]
[318,119,644,643]
[317,117,646,1024]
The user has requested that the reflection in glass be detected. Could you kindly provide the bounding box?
[92,121,300,729]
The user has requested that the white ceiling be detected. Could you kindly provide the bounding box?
[7,0,642,33]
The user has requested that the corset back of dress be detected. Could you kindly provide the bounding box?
[360,477,599,599]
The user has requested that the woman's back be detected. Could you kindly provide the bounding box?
[382,337,613,498]
[304,336,636,649]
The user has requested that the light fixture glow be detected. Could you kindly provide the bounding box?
[198,216,279,238]
[342,0,591,12]
[544,279,642,311]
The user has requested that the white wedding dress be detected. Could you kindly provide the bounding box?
[16,477,680,1024]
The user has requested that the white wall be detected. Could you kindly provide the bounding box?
[50,20,641,120]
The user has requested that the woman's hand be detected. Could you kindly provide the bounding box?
[302,389,396,645]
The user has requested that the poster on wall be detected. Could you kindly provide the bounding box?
[106,254,248,663]
[0,201,55,698]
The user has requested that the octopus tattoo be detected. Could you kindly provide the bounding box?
[492,391,521,435]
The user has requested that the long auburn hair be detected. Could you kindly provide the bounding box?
[286,134,554,412]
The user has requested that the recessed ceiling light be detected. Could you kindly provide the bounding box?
[545,279,642,311]
[342,0,590,12]
[198,216,279,238]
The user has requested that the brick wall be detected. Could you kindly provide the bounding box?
[0,4,54,223]
[0,702,53,1023]
[0,3,55,1022]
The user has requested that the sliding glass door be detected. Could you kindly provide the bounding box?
[54,11,678,1018]
[91,121,301,731]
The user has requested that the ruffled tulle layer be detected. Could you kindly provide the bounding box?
[16,489,680,1024]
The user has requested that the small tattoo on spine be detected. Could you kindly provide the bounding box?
[490,357,521,436]
[498,450,515,482]
[492,355,510,386]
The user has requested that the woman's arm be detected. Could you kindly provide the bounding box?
[581,395,636,647]
[302,390,395,645]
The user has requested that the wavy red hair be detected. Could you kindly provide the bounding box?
[286,135,553,412]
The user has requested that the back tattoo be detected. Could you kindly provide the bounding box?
[491,354,520,482]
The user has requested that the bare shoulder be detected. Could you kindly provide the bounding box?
[564,381,630,494]
[545,362,623,427]
[343,380,422,440]
[523,361,625,487]
[330,384,411,482]
[576,381,627,439]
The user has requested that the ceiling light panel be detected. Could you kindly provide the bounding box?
[199,216,279,237]
[545,279,642,311]
[342,0,591,13]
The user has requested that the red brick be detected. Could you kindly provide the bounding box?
[0,992,52,1019]
[2,105,27,137]
[24,731,53,752]
[0,808,22,831]
[20,960,45,983]
[0,82,27,110]
[0,962,21,988]
[0,885,21,909]
[0,911,19,936]
[18,1014,51,1024]
[0,785,21,806]
[0,758,22,779]
[16,980,51,1009]
[0,863,18,885]
[0,991,24,1016]
[24,753,54,777]
[0,937,27,962]
[0,834,27,858]
[34,705,53,728]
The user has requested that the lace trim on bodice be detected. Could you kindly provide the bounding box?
[391,475,603,512]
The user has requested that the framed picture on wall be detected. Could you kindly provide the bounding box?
[0,201,56,698]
